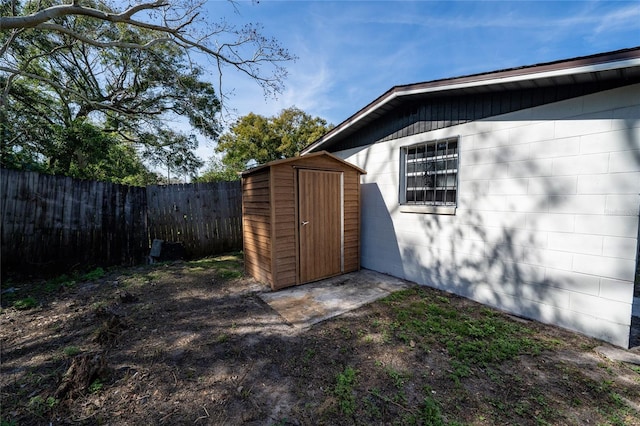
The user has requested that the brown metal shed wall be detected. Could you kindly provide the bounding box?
[343,170,361,273]
[270,164,298,289]
[242,153,364,290]
[242,170,272,284]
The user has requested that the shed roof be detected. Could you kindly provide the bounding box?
[302,46,640,154]
[241,150,367,177]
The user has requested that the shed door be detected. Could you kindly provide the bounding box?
[298,169,343,283]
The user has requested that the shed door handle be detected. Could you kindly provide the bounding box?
[301,221,309,226]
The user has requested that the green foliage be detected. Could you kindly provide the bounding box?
[334,366,358,415]
[196,157,241,182]
[141,130,204,183]
[2,114,159,185]
[63,346,81,357]
[89,379,104,393]
[1,5,220,183]
[186,254,244,279]
[416,388,445,426]
[26,395,58,416]
[217,268,243,280]
[41,267,104,294]
[1,417,18,426]
[13,297,38,310]
[214,107,333,173]
[43,274,75,293]
[385,367,410,389]
[82,267,105,281]
[384,288,544,379]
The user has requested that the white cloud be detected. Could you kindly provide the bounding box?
[593,3,640,34]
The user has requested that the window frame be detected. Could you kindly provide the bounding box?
[399,136,459,215]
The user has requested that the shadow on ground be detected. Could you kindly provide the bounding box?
[1,257,639,425]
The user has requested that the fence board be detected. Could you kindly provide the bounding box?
[0,170,144,276]
[1,169,243,277]
[145,181,242,258]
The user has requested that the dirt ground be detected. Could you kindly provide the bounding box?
[1,253,640,425]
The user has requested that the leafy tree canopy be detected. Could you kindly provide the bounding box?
[1,0,294,97]
[213,106,333,175]
[194,157,240,183]
[1,0,295,183]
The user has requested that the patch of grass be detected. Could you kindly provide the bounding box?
[417,390,445,426]
[44,274,76,293]
[339,326,352,339]
[82,267,105,281]
[187,253,244,280]
[602,390,638,426]
[384,367,410,389]
[362,393,383,419]
[334,366,358,416]
[384,288,544,379]
[26,395,58,417]
[218,268,242,279]
[90,301,107,310]
[63,346,81,357]
[215,333,229,343]
[89,378,104,393]
[37,267,105,295]
[13,296,38,310]
[302,348,315,363]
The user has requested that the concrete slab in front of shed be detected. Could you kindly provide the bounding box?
[258,269,413,329]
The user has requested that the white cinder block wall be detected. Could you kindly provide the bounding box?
[336,84,640,347]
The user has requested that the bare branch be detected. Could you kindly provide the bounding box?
[1,1,296,99]
[0,1,169,30]
[0,28,23,57]
[33,23,173,50]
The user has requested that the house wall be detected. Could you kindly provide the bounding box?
[334,84,640,347]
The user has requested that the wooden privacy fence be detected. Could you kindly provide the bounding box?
[147,181,242,259]
[1,169,242,276]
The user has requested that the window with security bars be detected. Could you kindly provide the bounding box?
[401,137,458,206]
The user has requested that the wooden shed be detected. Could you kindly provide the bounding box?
[241,151,366,290]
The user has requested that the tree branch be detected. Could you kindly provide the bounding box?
[0,1,169,30]
[1,1,296,100]
[35,23,174,50]
[0,65,157,118]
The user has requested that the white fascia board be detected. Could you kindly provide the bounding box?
[395,58,640,97]
[302,57,640,155]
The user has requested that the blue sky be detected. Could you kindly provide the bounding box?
[195,0,639,158]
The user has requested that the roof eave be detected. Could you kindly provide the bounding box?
[301,49,640,155]
[241,150,367,177]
